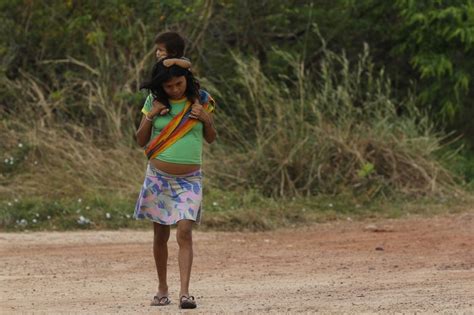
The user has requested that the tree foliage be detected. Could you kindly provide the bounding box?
[344,0,474,139]
[1,0,473,145]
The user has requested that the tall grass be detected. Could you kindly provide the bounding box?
[1,20,152,198]
[0,119,145,198]
[206,47,457,198]
[0,46,460,202]
[1,19,152,144]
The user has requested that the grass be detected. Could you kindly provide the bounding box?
[447,145,474,190]
[1,189,471,232]
[1,48,472,233]
[206,49,458,198]
[0,194,146,232]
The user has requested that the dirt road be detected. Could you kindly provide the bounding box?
[1,213,473,314]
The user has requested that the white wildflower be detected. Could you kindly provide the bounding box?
[18,143,23,148]
[77,198,82,203]
[105,213,111,219]
[77,216,90,225]
[4,158,8,163]
[32,219,37,224]
[212,201,218,206]
[7,202,12,207]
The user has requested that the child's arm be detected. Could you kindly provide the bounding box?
[163,58,192,69]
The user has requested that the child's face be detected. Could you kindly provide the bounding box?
[155,43,168,60]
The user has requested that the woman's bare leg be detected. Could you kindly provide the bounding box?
[176,219,194,297]
[153,222,170,296]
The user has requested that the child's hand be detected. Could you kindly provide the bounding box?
[163,58,192,69]
[163,59,176,67]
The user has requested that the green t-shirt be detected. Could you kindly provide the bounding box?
[141,94,203,164]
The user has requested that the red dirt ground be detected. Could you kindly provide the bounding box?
[1,212,473,314]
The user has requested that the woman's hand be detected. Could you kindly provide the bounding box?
[190,101,216,143]
[189,102,209,123]
[149,99,169,118]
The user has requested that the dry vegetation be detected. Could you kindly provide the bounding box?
[205,49,458,198]
[0,48,460,201]
[1,1,474,234]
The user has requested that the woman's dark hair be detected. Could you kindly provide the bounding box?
[140,59,200,108]
[154,31,185,58]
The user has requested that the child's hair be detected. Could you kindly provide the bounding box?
[154,31,185,58]
[140,59,200,108]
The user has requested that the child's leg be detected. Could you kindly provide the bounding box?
[176,219,194,297]
[153,222,171,296]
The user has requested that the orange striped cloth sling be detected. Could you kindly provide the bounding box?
[145,90,215,160]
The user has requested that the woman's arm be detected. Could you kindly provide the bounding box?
[202,113,217,144]
[135,115,154,147]
[135,100,169,147]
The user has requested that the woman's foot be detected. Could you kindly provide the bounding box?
[179,295,197,309]
[151,285,170,306]
[151,295,171,306]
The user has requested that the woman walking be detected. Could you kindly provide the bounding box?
[134,60,216,309]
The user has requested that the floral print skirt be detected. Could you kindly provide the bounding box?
[134,164,202,225]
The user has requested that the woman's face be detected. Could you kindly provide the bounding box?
[162,76,187,100]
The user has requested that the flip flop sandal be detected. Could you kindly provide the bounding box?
[150,295,171,306]
[179,295,197,309]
